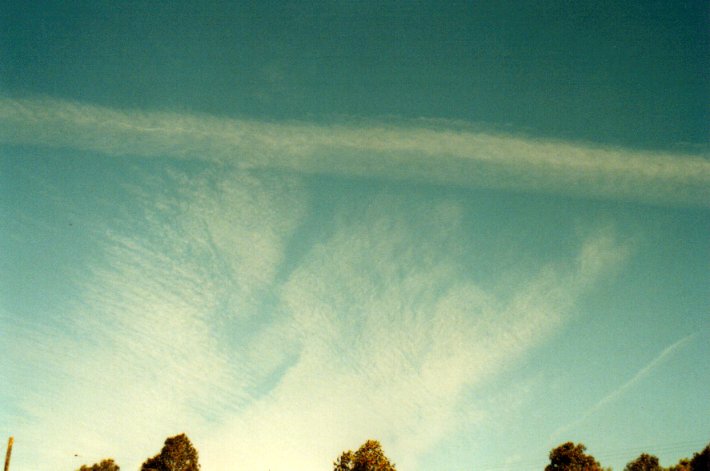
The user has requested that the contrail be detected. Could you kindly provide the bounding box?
[551,333,697,439]
[1,96,708,207]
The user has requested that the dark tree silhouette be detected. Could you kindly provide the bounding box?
[661,442,710,471]
[77,458,120,471]
[141,434,199,471]
[667,459,692,471]
[690,444,710,471]
[545,442,604,471]
[334,439,396,471]
[624,453,662,471]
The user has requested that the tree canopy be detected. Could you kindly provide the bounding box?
[545,442,605,471]
[69,434,710,471]
[334,439,397,471]
[140,433,200,471]
[689,444,710,470]
[77,458,120,471]
[624,453,662,471]
[666,459,692,471]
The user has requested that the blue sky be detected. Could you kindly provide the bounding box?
[1,1,708,470]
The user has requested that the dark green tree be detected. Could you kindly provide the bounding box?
[77,458,120,471]
[545,442,604,471]
[690,443,710,471]
[141,433,199,471]
[667,459,692,471]
[624,453,662,471]
[334,439,397,471]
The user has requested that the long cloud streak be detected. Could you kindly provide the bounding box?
[551,334,697,439]
[1,96,708,207]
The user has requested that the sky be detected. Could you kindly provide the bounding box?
[0,1,708,470]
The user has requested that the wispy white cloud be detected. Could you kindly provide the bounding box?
[3,167,631,470]
[1,96,708,207]
[551,333,697,439]
[5,166,308,471]
[200,194,630,471]
[3,181,629,471]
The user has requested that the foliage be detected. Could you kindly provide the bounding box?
[71,434,710,471]
[334,439,397,471]
[624,453,662,471]
[666,442,710,471]
[77,458,120,471]
[666,459,692,471]
[690,444,710,471]
[545,442,605,471]
[140,433,200,471]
